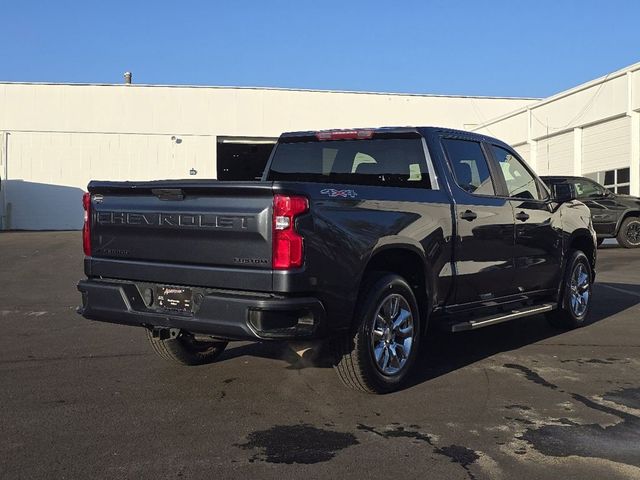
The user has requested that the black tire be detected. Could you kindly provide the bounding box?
[616,217,640,248]
[546,250,593,329]
[334,273,421,394]
[596,238,604,247]
[146,329,228,366]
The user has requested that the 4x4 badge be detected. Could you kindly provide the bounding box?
[320,188,357,198]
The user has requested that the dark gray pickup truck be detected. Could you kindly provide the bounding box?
[78,127,597,393]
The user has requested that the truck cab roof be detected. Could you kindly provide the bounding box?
[279,126,510,148]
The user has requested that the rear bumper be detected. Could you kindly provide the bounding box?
[77,279,326,341]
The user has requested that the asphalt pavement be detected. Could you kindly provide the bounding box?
[1,232,639,479]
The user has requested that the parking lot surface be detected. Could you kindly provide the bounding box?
[1,232,639,479]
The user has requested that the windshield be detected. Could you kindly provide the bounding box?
[267,138,431,188]
[571,178,606,198]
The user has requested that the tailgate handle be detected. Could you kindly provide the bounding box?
[151,188,185,201]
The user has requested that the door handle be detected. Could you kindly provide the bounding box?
[460,210,478,221]
[515,211,530,222]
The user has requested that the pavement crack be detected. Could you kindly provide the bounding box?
[357,424,480,479]
[356,423,434,445]
[571,392,637,421]
[0,352,149,365]
[503,363,561,391]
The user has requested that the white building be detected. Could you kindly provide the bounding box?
[0,83,536,229]
[1,61,639,230]
[473,61,640,197]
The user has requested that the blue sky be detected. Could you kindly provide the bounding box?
[1,0,638,98]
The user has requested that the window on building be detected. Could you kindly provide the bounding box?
[585,167,631,195]
[604,170,615,186]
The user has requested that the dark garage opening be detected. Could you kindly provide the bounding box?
[217,137,276,181]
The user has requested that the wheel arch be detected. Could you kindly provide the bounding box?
[614,210,640,234]
[567,229,596,280]
[360,242,432,335]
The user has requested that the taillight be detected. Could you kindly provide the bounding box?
[82,192,91,256]
[315,129,374,141]
[273,194,308,269]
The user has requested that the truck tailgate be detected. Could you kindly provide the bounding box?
[87,180,274,290]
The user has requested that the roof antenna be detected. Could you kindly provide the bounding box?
[123,71,132,84]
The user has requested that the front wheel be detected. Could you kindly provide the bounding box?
[334,273,421,394]
[617,217,640,248]
[146,329,228,365]
[546,250,593,329]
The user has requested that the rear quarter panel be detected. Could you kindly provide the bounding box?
[275,181,453,332]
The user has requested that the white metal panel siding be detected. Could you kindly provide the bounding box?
[0,84,537,136]
[473,110,529,146]
[582,116,631,174]
[513,143,531,165]
[536,132,574,176]
[529,74,628,139]
[5,132,215,230]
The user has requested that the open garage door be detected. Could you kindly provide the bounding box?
[216,137,276,181]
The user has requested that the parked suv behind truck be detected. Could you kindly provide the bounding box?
[541,175,640,248]
[78,127,597,393]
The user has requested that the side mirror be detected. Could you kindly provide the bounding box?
[552,183,577,203]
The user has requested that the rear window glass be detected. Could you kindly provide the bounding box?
[267,138,431,188]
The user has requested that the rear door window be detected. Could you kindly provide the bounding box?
[268,138,431,188]
[442,138,495,195]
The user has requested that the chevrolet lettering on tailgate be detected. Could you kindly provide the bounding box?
[96,211,252,230]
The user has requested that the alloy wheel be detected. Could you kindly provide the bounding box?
[569,263,590,317]
[626,222,640,245]
[370,294,415,376]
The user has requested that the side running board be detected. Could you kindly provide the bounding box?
[446,303,556,333]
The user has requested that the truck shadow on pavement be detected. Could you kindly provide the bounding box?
[407,281,640,388]
[215,281,639,389]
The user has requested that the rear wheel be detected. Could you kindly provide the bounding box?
[334,273,421,394]
[546,250,592,329]
[617,217,640,248]
[146,329,228,365]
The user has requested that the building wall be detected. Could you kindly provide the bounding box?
[581,116,631,174]
[0,83,537,137]
[0,83,536,229]
[473,62,640,197]
[536,131,575,176]
[3,131,217,229]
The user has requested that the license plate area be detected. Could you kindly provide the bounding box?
[156,286,193,313]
